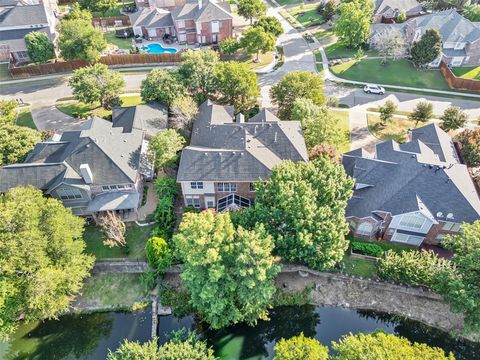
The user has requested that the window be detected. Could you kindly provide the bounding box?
[392,232,409,243]
[102,184,133,191]
[102,185,109,191]
[399,215,425,229]
[109,185,117,190]
[190,181,204,189]
[17,51,29,59]
[207,200,215,208]
[217,183,237,192]
[211,21,219,33]
[451,223,462,232]
[177,20,185,28]
[356,222,373,235]
[443,222,461,232]
[217,194,250,212]
[451,57,464,66]
[186,196,201,208]
[57,188,82,200]
[249,183,256,192]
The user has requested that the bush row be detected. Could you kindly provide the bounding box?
[351,241,383,257]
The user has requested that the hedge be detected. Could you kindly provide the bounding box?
[351,241,383,257]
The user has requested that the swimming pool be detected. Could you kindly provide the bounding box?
[140,43,178,54]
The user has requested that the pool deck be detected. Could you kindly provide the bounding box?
[135,39,203,52]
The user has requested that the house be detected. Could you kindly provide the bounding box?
[373,0,423,23]
[0,0,58,63]
[0,117,154,219]
[135,0,187,10]
[130,7,176,40]
[112,102,168,139]
[369,9,480,67]
[177,100,308,211]
[342,124,480,247]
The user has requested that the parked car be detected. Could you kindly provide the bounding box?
[363,84,385,95]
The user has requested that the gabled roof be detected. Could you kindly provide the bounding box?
[342,124,480,223]
[129,7,173,28]
[0,3,47,28]
[375,0,422,17]
[112,102,168,137]
[177,101,308,182]
[171,0,232,22]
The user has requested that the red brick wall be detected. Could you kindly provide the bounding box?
[198,19,233,44]
[346,216,382,240]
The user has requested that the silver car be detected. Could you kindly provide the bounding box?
[363,84,385,95]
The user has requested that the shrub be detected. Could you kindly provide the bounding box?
[456,129,480,167]
[151,177,177,239]
[274,332,329,360]
[140,269,157,292]
[146,236,173,274]
[351,241,383,257]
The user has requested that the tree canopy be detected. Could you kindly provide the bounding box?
[173,211,280,329]
[270,71,325,120]
[410,29,442,68]
[240,27,276,61]
[63,2,93,21]
[274,333,329,360]
[254,16,284,37]
[146,237,173,274]
[0,125,42,165]
[440,106,468,131]
[253,158,354,269]
[409,101,433,127]
[69,64,125,110]
[238,0,267,25]
[148,129,185,169]
[0,187,94,339]
[335,0,373,48]
[378,100,397,124]
[78,0,117,15]
[456,129,480,167]
[24,32,55,64]
[141,69,186,106]
[0,100,17,125]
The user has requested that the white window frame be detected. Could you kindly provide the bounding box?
[185,196,201,208]
[392,232,409,243]
[399,215,425,230]
[57,188,82,200]
[177,20,185,28]
[217,183,237,192]
[190,181,204,190]
[451,57,464,66]
[211,21,219,33]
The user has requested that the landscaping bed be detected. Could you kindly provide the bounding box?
[287,4,325,27]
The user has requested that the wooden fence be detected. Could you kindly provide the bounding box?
[9,53,182,78]
[439,60,480,92]
[92,16,131,28]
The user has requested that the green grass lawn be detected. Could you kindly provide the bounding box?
[342,255,377,278]
[83,223,153,260]
[0,63,12,81]
[75,273,149,311]
[314,28,334,41]
[367,113,432,143]
[330,109,350,153]
[224,49,274,70]
[325,41,378,59]
[121,94,144,107]
[56,95,143,119]
[15,108,36,129]
[452,66,480,81]
[275,0,303,5]
[330,59,451,91]
[105,31,133,50]
[287,4,325,27]
[91,1,133,18]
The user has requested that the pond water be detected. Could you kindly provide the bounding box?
[1,306,479,360]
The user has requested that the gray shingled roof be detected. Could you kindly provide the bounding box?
[129,7,173,28]
[375,0,422,16]
[342,124,480,223]
[0,4,47,27]
[177,101,308,182]
[171,0,232,22]
[112,102,168,138]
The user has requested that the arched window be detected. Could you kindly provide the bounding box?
[357,222,373,235]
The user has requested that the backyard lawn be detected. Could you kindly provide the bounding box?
[367,113,431,143]
[452,66,480,81]
[287,4,325,27]
[56,95,143,119]
[330,109,350,153]
[105,31,133,50]
[91,1,133,18]
[341,255,377,278]
[15,108,36,129]
[330,59,451,91]
[83,223,154,260]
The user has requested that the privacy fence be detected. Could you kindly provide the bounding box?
[439,60,480,92]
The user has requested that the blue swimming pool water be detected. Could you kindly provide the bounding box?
[140,43,177,54]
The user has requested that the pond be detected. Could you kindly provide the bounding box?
[1,306,479,360]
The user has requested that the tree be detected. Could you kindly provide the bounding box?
[456,129,480,167]
[170,95,199,134]
[97,211,126,247]
[24,32,54,64]
[240,27,276,62]
[331,331,455,359]
[214,61,259,113]
[335,0,373,49]
[322,0,336,21]
[69,64,125,110]
[148,129,185,169]
[270,71,325,120]
[178,50,219,103]
[397,11,407,22]
[440,106,468,131]
[410,29,442,68]
[238,0,267,25]
[464,4,480,22]
[173,211,280,329]
[378,99,397,124]
[141,69,186,106]
[409,101,433,127]
[219,37,241,55]
[0,186,94,339]
[0,100,17,125]
[373,31,406,64]
[274,333,329,360]
[63,2,92,21]
[254,16,284,37]
[308,144,338,161]
[0,125,42,165]
[78,0,117,15]
[58,19,107,63]
[146,237,173,274]
[253,158,354,269]
[438,221,480,333]
[290,98,343,150]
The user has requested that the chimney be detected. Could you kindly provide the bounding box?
[198,0,202,9]
[79,164,93,184]
[235,113,245,123]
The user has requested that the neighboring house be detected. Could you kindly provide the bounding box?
[342,124,480,247]
[130,7,176,40]
[374,0,423,23]
[370,9,480,67]
[0,117,154,219]
[112,102,168,139]
[135,0,187,10]
[0,0,58,63]
[177,100,308,211]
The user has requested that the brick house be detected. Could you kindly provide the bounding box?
[130,7,177,41]
[177,100,308,211]
[373,0,424,23]
[342,124,480,247]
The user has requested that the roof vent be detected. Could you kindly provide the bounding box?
[446,213,454,220]
[79,164,93,184]
[436,212,443,218]
[235,114,245,123]
[274,132,278,143]
[411,154,416,158]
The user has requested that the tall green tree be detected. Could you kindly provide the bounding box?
[78,0,117,15]
[270,71,325,120]
[148,129,185,169]
[141,69,186,106]
[0,125,42,165]
[274,333,329,360]
[145,237,173,274]
[170,95,199,133]
[0,187,94,339]
[410,29,442,68]
[24,32,55,64]
[456,129,480,167]
[178,49,219,103]
[254,158,354,269]
[214,61,259,113]
[69,64,125,110]
[440,106,468,131]
[409,100,433,127]
[58,18,107,63]
[332,331,455,359]
[238,0,267,25]
[0,100,17,125]
[254,16,284,37]
[63,2,93,21]
[240,27,276,62]
[335,0,373,48]
[379,99,397,124]
[173,211,280,329]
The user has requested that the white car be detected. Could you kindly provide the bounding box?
[363,84,385,95]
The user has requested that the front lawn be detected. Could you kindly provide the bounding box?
[314,28,334,41]
[105,31,133,50]
[451,66,480,81]
[16,108,36,129]
[330,109,350,153]
[287,4,325,27]
[325,41,378,59]
[341,255,377,278]
[83,223,153,260]
[275,0,303,6]
[330,59,451,91]
[56,95,143,119]
[223,49,274,71]
[367,113,431,143]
